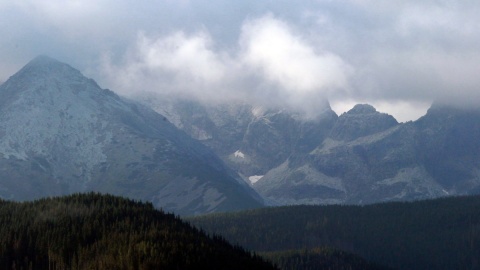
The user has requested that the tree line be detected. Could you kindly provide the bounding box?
[189,195,480,270]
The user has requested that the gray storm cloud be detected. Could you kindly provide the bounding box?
[1,0,480,121]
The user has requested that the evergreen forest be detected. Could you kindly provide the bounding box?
[0,193,276,270]
[261,247,390,270]
[190,195,480,270]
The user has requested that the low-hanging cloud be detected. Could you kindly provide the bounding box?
[99,31,239,104]
[100,14,352,116]
[239,15,352,106]
[101,31,230,97]
[240,15,351,94]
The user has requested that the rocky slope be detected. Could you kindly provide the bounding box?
[0,56,263,215]
[329,104,398,141]
[256,103,480,205]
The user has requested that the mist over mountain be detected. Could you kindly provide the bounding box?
[0,56,263,215]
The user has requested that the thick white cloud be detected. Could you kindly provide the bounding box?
[99,31,235,102]
[136,32,226,84]
[99,15,351,115]
[239,15,351,96]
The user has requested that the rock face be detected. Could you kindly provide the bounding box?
[0,56,263,215]
[329,104,398,141]
[413,104,480,194]
[256,103,480,205]
[146,95,480,206]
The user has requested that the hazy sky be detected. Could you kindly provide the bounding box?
[1,1,480,121]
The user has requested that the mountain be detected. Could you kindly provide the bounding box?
[190,195,480,270]
[143,95,480,205]
[254,104,403,205]
[256,102,480,205]
[328,104,398,141]
[414,103,480,194]
[0,193,276,269]
[141,95,337,183]
[0,56,263,215]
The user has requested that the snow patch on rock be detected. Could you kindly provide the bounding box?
[234,150,245,158]
[251,106,265,118]
[248,175,263,184]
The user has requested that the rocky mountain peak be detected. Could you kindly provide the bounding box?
[0,55,107,110]
[13,55,83,82]
[347,104,377,114]
[26,55,62,67]
[329,104,398,141]
[0,56,264,215]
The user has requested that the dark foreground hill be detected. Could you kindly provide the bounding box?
[190,195,480,270]
[0,193,276,270]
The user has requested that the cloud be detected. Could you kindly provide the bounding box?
[100,15,351,116]
[2,0,480,120]
[239,14,352,98]
[309,0,480,115]
[99,31,234,101]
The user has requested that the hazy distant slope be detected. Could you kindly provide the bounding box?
[190,195,480,270]
[0,193,276,270]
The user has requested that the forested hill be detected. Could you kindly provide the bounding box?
[0,193,276,270]
[260,248,390,270]
[189,195,480,270]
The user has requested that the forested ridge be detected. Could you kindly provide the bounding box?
[190,195,480,270]
[0,193,276,270]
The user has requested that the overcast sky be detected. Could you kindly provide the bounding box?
[1,0,480,121]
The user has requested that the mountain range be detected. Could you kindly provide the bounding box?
[2,55,480,214]
[141,95,480,206]
[0,56,262,215]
